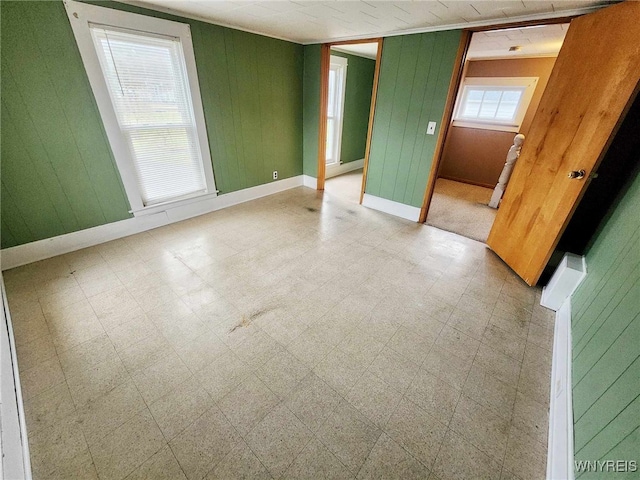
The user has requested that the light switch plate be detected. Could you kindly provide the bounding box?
[427,121,437,135]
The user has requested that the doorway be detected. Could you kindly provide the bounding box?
[317,39,382,205]
[424,23,569,242]
[323,42,378,204]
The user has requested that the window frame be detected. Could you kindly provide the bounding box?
[64,0,216,216]
[326,55,348,166]
[452,76,538,133]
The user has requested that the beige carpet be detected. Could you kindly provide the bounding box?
[426,178,497,243]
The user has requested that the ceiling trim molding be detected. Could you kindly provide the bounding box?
[304,5,604,45]
[330,46,377,60]
[114,1,605,46]
[116,0,297,43]
[466,53,560,61]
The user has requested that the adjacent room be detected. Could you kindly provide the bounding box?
[426,23,568,243]
[323,42,378,205]
[1,1,638,480]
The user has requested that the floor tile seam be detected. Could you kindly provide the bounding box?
[418,319,468,372]
[327,333,389,402]
[380,395,444,473]
[106,432,168,480]
[379,392,448,472]
[40,435,98,480]
[24,373,81,440]
[499,338,534,479]
[42,353,102,480]
[315,411,383,478]
[65,372,144,450]
[169,374,254,477]
[143,377,210,444]
[435,326,487,471]
[360,355,414,398]
[268,425,317,480]
[449,391,514,464]
[34,273,82,301]
[210,392,286,479]
[301,342,398,475]
[478,325,529,364]
[166,441,197,480]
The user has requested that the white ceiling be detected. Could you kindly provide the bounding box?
[332,43,378,59]
[124,0,612,44]
[467,22,569,59]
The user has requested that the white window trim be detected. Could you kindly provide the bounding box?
[326,55,348,166]
[64,0,216,216]
[452,76,538,133]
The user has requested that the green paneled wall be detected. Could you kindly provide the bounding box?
[1,1,133,249]
[1,0,303,249]
[571,171,640,476]
[302,44,321,178]
[365,30,461,208]
[330,51,375,164]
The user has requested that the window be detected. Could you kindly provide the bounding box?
[452,77,538,132]
[65,1,216,214]
[326,56,347,166]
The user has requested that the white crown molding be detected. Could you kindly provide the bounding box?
[116,0,296,43]
[306,6,602,45]
[106,2,604,46]
[467,53,560,61]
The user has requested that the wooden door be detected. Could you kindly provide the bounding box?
[486,1,640,286]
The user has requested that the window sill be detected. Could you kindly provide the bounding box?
[130,190,218,217]
[452,120,520,133]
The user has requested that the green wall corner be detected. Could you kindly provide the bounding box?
[366,30,461,208]
[302,44,321,179]
[1,0,304,248]
[570,170,640,475]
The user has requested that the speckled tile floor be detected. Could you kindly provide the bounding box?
[4,183,555,480]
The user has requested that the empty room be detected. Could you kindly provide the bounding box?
[1,1,638,479]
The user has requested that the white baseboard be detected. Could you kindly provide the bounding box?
[325,159,364,179]
[547,298,575,480]
[1,175,304,270]
[362,193,421,222]
[1,275,32,479]
[302,175,317,189]
[541,253,587,311]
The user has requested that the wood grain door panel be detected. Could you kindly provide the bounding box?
[486,1,640,286]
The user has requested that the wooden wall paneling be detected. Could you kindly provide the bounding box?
[27,2,132,224]
[571,161,640,469]
[364,37,403,198]
[365,30,462,209]
[419,30,470,222]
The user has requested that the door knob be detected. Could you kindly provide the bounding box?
[568,169,586,179]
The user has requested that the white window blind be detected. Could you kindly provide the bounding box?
[90,26,207,206]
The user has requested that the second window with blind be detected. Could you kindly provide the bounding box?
[65,1,216,214]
